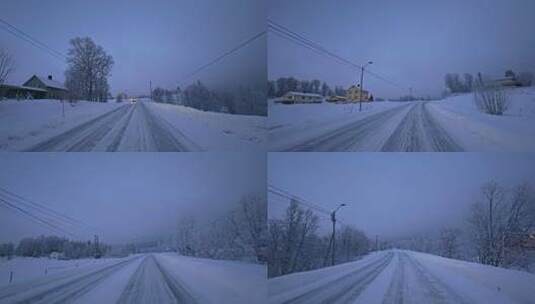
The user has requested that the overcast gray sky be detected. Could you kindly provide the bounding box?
[268,0,535,98]
[0,153,265,244]
[1,0,265,95]
[268,153,535,239]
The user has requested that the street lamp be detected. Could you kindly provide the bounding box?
[330,203,347,266]
[358,61,373,113]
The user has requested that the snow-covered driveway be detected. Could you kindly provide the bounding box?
[25,101,200,152]
[269,250,535,304]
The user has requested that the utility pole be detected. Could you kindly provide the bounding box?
[330,203,346,266]
[94,235,101,259]
[358,61,373,112]
[376,235,379,251]
[149,81,153,101]
[489,196,494,265]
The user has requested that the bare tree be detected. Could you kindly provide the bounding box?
[65,37,114,102]
[439,227,461,259]
[468,181,535,268]
[0,48,15,85]
[474,73,509,115]
[0,48,15,98]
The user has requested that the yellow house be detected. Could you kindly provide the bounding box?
[346,85,371,102]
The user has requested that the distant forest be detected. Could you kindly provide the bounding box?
[268,77,344,98]
[0,235,110,260]
[148,81,266,116]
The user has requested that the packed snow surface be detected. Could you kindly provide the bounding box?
[0,99,266,151]
[0,253,265,303]
[268,87,535,151]
[269,250,535,304]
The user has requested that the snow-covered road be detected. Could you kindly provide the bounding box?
[25,101,200,152]
[282,102,463,152]
[117,255,197,304]
[0,254,265,304]
[269,250,535,304]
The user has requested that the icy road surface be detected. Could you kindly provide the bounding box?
[269,250,535,304]
[25,101,199,152]
[282,102,463,152]
[0,253,265,304]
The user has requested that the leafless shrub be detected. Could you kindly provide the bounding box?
[474,74,509,115]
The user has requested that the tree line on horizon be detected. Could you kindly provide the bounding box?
[0,235,110,260]
[150,81,266,116]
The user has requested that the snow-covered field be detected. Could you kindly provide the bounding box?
[268,87,535,151]
[0,253,266,303]
[269,250,535,304]
[0,99,266,151]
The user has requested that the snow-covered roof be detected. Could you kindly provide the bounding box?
[35,75,67,90]
[0,83,48,92]
[284,91,323,98]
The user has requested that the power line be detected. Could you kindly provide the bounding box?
[0,187,101,239]
[268,19,410,91]
[0,187,97,233]
[0,197,78,238]
[179,30,266,85]
[0,17,66,62]
[268,184,348,225]
[268,184,330,214]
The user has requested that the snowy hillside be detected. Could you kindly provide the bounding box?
[269,250,535,304]
[0,253,265,303]
[427,87,535,151]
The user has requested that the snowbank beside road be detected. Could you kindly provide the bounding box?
[155,253,266,304]
[0,99,123,150]
[145,101,267,151]
[427,87,535,151]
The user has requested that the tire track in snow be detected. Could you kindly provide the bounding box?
[0,257,139,304]
[25,104,131,151]
[284,104,412,151]
[382,252,408,304]
[380,102,463,152]
[105,103,137,151]
[139,102,201,152]
[274,252,394,304]
[118,255,197,304]
[402,252,471,304]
